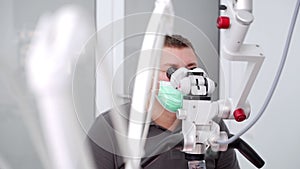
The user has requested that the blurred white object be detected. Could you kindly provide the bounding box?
[26,5,95,169]
[125,0,174,168]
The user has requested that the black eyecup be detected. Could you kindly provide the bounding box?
[166,67,177,79]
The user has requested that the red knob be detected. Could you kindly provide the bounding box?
[217,16,230,29]
[233,108,246,122]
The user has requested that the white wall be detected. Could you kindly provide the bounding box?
[96,0,125,116]
[224,0,300,168]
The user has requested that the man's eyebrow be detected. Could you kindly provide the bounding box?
[162,63,198,69]
[163,63,179,68]
[186,63,198,68]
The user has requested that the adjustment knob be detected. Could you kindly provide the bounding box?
[217,16,230,29]
[233,108,246,122]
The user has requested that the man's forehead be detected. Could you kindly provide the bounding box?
[161,47,198,65]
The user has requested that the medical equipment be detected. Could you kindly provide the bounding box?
[218,0,300,146]
[26,5,95,169]
[168,67,228,169]
[157,0,300,168]
[160,0,265,168]
[167,66,263,169]
[218,0,264,123]
[217,0,300,145]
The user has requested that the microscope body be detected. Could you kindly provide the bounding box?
[169,67,229,157]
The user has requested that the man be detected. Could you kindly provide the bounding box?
[87,35,240,169]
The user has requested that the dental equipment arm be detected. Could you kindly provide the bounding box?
[218,0,300,145]
[126,0,174,168]
[217,0,266,145]
[218,0,264,123]
[26,6,95,169]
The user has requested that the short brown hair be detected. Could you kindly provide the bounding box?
[164,34,194,51]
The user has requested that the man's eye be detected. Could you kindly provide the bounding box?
[187,66,197,70]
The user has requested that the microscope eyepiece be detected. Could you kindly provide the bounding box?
[166,67,177,79]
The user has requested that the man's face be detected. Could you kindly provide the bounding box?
[151,46,198,123]
[159,47,198,81]
[151,46,198,120]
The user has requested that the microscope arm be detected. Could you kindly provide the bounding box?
[219,0,265,119]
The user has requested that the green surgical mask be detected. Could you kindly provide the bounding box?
[157,81,183,112]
